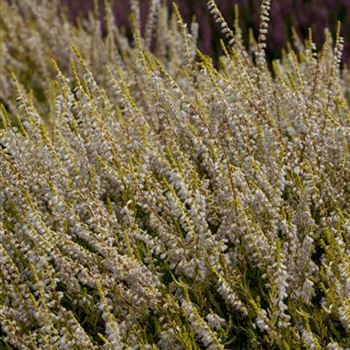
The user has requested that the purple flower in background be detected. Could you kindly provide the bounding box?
[61,0,349,63]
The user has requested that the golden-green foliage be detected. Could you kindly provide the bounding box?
[0,0,350,349]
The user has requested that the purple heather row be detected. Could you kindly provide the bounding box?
[63,0,349,63]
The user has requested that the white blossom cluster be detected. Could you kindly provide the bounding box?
[1,0,350,349]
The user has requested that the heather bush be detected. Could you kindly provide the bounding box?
[60,0,350,63]
[1,0,350,349]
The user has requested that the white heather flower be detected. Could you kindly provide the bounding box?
[205,313,225,330]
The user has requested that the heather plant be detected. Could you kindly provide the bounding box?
[60,0,350,64]
[1,0,350,349]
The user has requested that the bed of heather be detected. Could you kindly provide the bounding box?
[0,0,349,349]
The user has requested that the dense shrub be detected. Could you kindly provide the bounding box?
[60,0,350,63]
[1,0,350,349]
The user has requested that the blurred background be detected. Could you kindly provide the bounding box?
[50,0,350,64]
